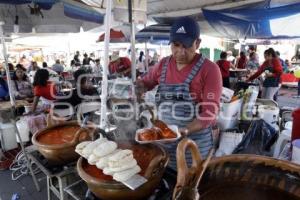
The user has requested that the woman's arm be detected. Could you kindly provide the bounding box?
[247,63,266,81]
[31,96,40,112]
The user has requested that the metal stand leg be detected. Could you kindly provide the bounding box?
[0,22,40,191]
[58,176,67,200]
[47,176,52,200]
[11,115,40,191]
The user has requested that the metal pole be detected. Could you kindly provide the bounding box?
[144,24,148,72]
[0,21,40,191]
[128,0,136,81]
[99,0,112,129]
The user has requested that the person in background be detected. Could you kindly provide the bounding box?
[72,52,81,67]
[247,48,283,100]
[93,58,102,77]
[31,69,57,112]
[216,51,233,88]
[19,55,30,69]
[108,51,132,77]
[137,51,146,74]
[8,63,14,71]
[227,50,235,65]
[150,52,159,66]
[42,62,48,69]
[247,52,260,71]
[82,53,91,66]
[52,59,64,75]
[235,51,248,69]
[28,61,40,83]
[3,63,15,77]
[56,69,99,108]
[0,77,9,101]
[136,16,222,170]
[248,46,259,65]
[284,59,293,72]
[11,64,33,100]
[276,51,287,72]
[43,61,59,82]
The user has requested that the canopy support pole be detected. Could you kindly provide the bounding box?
[144,24,148,72]
[129,0,136,81]
[99,0,112,129]
[0,21,40,192]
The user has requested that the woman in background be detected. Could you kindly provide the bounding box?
[31,69,57,112]
[12,64,33,100]
[235,51,248,69]
[247,48,283,100]
[216,51,233,88]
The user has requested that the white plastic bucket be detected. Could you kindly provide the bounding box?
[257,105,279,128]
[292,139,300,165]
[24,105,32,113]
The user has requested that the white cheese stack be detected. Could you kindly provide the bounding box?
[75,139,141,182]
[103,150,141,182]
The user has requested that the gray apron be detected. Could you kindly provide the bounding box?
[156,56,213,170]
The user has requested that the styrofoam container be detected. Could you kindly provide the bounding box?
[135,125,181,144]
[292,139,300,165]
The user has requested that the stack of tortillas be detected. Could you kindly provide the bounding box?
[76,138,141,182]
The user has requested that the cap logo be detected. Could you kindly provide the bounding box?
[176,26,186,34]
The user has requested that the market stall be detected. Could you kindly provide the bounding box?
[1,1,300,200]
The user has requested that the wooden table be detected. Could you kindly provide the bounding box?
[0,100,29,111]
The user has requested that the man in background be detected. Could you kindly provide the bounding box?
[52,59,64,75]
[108,51,131,77]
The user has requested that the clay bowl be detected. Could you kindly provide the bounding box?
[32,121,94,165]
[198,155,300,200]
[77,142,169,200]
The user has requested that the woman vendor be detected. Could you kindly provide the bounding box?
[11,64,33,100]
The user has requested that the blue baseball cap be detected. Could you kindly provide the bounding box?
[169,16,200,48]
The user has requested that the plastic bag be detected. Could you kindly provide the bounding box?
[215,131,244,157]
[240,86,259,120]
[217,98,243,130]
[233,119,278,156]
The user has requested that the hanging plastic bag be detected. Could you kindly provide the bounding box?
[233,119,278,156]
[240,86,259,121]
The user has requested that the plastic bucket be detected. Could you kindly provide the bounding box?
[24,105,32,113]
[292,139,300,165]
[257,105,279,128]
[292,109,300,141]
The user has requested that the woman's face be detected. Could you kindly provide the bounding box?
[265,54,273,61]
[16,69,24,80]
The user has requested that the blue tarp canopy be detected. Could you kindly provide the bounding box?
[202,2,300,39]
[0,0,104,33]
[136,24,170,44]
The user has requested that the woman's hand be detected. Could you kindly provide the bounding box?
[265,72,274,77]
